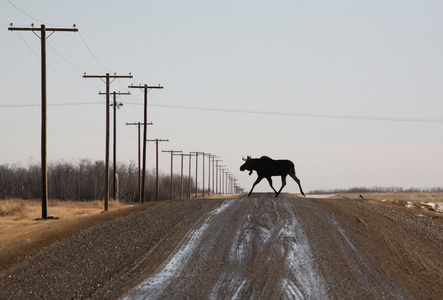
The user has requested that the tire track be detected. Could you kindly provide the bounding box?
[294,198,409,299]
[125,198,324,299]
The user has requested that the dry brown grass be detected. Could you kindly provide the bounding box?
[330,192,443,215]
[0,198,158,274]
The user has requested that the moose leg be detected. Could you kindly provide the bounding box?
[248,176,263,197]
[275,175,287,197]
[289,172,305,196]
[266,177,279,196]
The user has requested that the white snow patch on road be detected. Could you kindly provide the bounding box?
[124,199,235,300]
[279,200,325,299]
[420,202,443,213]
[305,194,336,198]
[406,201,414,208]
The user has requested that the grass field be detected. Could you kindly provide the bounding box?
[0,199,127,246]
[0,198,158,274]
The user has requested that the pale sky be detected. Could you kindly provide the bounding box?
[1,1,442,193]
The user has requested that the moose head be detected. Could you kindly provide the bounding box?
[240,156,254,175]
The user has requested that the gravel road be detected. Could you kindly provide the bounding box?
[1,195,442,299]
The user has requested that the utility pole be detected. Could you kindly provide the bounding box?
[208,154,218,196]
[184,153,196,199]
[162,150,182,200]
[226,172,232,194]
[83,73,132,211]
[205,153,211,196]
[99,91,130,201]
[200,152,206,198]
[219,166,226,194]
[148,139,169,201]
[174,153,185,199]
[128,84,163,203]
[126,122,153,203]
[189,152,204,198]
[215,160,222,193]
[9,24,78,219]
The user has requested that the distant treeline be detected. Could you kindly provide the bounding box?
[0,159,196,202]
[309,186,443,194]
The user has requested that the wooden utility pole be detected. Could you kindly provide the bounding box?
[83,73,133,211]
[201,152,206,198]
[226,172,232,194]
[184,153,196,199]
[207,154,218,196]
[173,153,185,199]
[126,122,152,203]
[189,152,203,198]
[180,153,184,199]
[215,160,222,193]
[211,155,219,195]
[221,169,226,194]
[9,24,78,219]
[128,84,163,203]
[162,150,182,200]
[219,165,226,194]
[148,139,169,201]
[99,91,130,200]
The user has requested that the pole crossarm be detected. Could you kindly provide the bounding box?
[99,91,131,95]
[84,75,133,79]
[128,84,164,90]
[9,27,78,32]
[125,122,153,126]
[147,139,170,142]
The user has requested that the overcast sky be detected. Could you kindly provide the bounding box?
[1,1,442,193]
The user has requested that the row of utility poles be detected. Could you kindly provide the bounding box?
[163,151,241,200]
[8,23,241,218]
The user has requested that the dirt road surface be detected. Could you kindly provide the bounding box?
[1,194,442,299]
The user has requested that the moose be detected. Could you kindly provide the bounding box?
[240,156,305,197]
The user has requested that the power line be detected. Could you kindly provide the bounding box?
[0,102,103,108]
[6,0,49,25]
[147,103,443,124]
[3,101,442,124]
[77,32,111,72]
[46,40,84,73]
[12,30,78,76]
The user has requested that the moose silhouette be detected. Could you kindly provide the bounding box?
[240,156,305,197]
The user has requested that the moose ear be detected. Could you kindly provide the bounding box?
[242,156,246,161]
[247,156,251,160]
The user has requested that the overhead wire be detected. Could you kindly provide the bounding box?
[2,101,442,124]
[5,3,441,125]
[6,0,49,25]
[145,103,443,124]
[12,28,80,76]
[46,40,84,73]
[77,32,112,72]
[7,0,119,76]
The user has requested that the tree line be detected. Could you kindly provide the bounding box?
[0,159,195,202]
[309,186,443,194]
